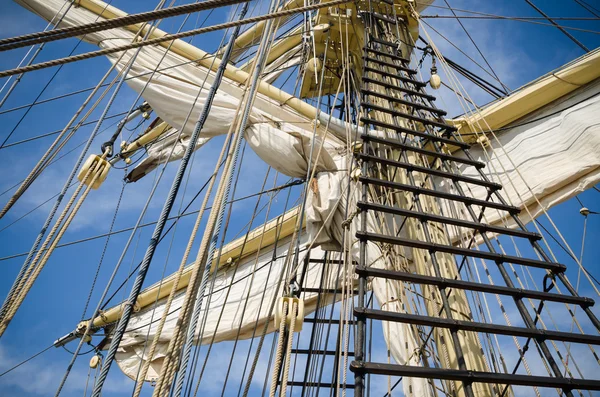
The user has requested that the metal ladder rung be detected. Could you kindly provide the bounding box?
[361,133,484,168]
[363,76,436,101]
[356,231,566,272]
[369,35,402,50]
[362,56,417,75]
[357,201,540,241]
[367,13,398,25]
[359,176,519,214]
[280,381,356,389]
[302,288,359,294]
[362,101,457,132]
[364,67,426,88]
[349,362,600,391]
[305,318,357,325]
[361,117,466,149]
[355,266,593,307]
[362,88,445,115]
[355,307,600,345]
[357,154,500,190]
[291,349,355,356]
[364,48,410,64]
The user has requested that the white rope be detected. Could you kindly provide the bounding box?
[416,14,600,298]
[270,300,289,397]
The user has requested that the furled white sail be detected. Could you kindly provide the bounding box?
[441,78,600,238]
[14,1,599,395]
[115,233,338,381]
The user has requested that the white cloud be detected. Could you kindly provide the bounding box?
[0,344,130,397]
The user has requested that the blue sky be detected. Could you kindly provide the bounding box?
[0,0,599,396]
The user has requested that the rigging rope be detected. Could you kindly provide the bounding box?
[0,0,353,79]
[0,343,54,378]
[418,15,600,303]
[523,0,589,52]
[0,151,110,336]
[154,4,278,393]
[87,16,244,397]
[441,0,509,92]
[269,300,288,397]
[573,0,600,18]
[129,23,242,395]
[0,0,74,109]
[0,0,249,51]
[416,3,600,35]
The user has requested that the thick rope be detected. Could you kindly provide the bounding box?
[0,0,352,79]
[279,300,297,397]
[0,14,159,325]
[87,8,235,389]
[0,0,249,51]
[269,300,288,397]
[130,6,247,393]
[152,4,284,391]
[0,154,108,336]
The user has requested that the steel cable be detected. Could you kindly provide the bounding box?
[0,0,249,51]
[0,0,352,79]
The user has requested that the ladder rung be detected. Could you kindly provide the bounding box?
[305,318,356,325]
[363,76,436,101]
[360,117,467,149]
[308,258,349,264]
[364,67,426,88]
[359,176,520,214]
[370,35,401,50]
[357,154,500,190]
[350,362,600,391]
[355,266,593,307]
[362,101,457,131]
[367,13,398,25]
[362,56,417,75]
[302,288,359,294]
[362,88,445,115]
[356,231,566,272]
[361,133,484,168]
[281,381,355,389]
[291,349,355,356]
[355,308,600,344]
[357,202,540,241]
[364,48,410,64]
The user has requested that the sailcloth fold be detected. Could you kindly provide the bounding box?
[440,79,600,238]
[115,233,339,381]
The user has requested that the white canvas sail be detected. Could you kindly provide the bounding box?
[13,1,600,395]
[440,77,600,238]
